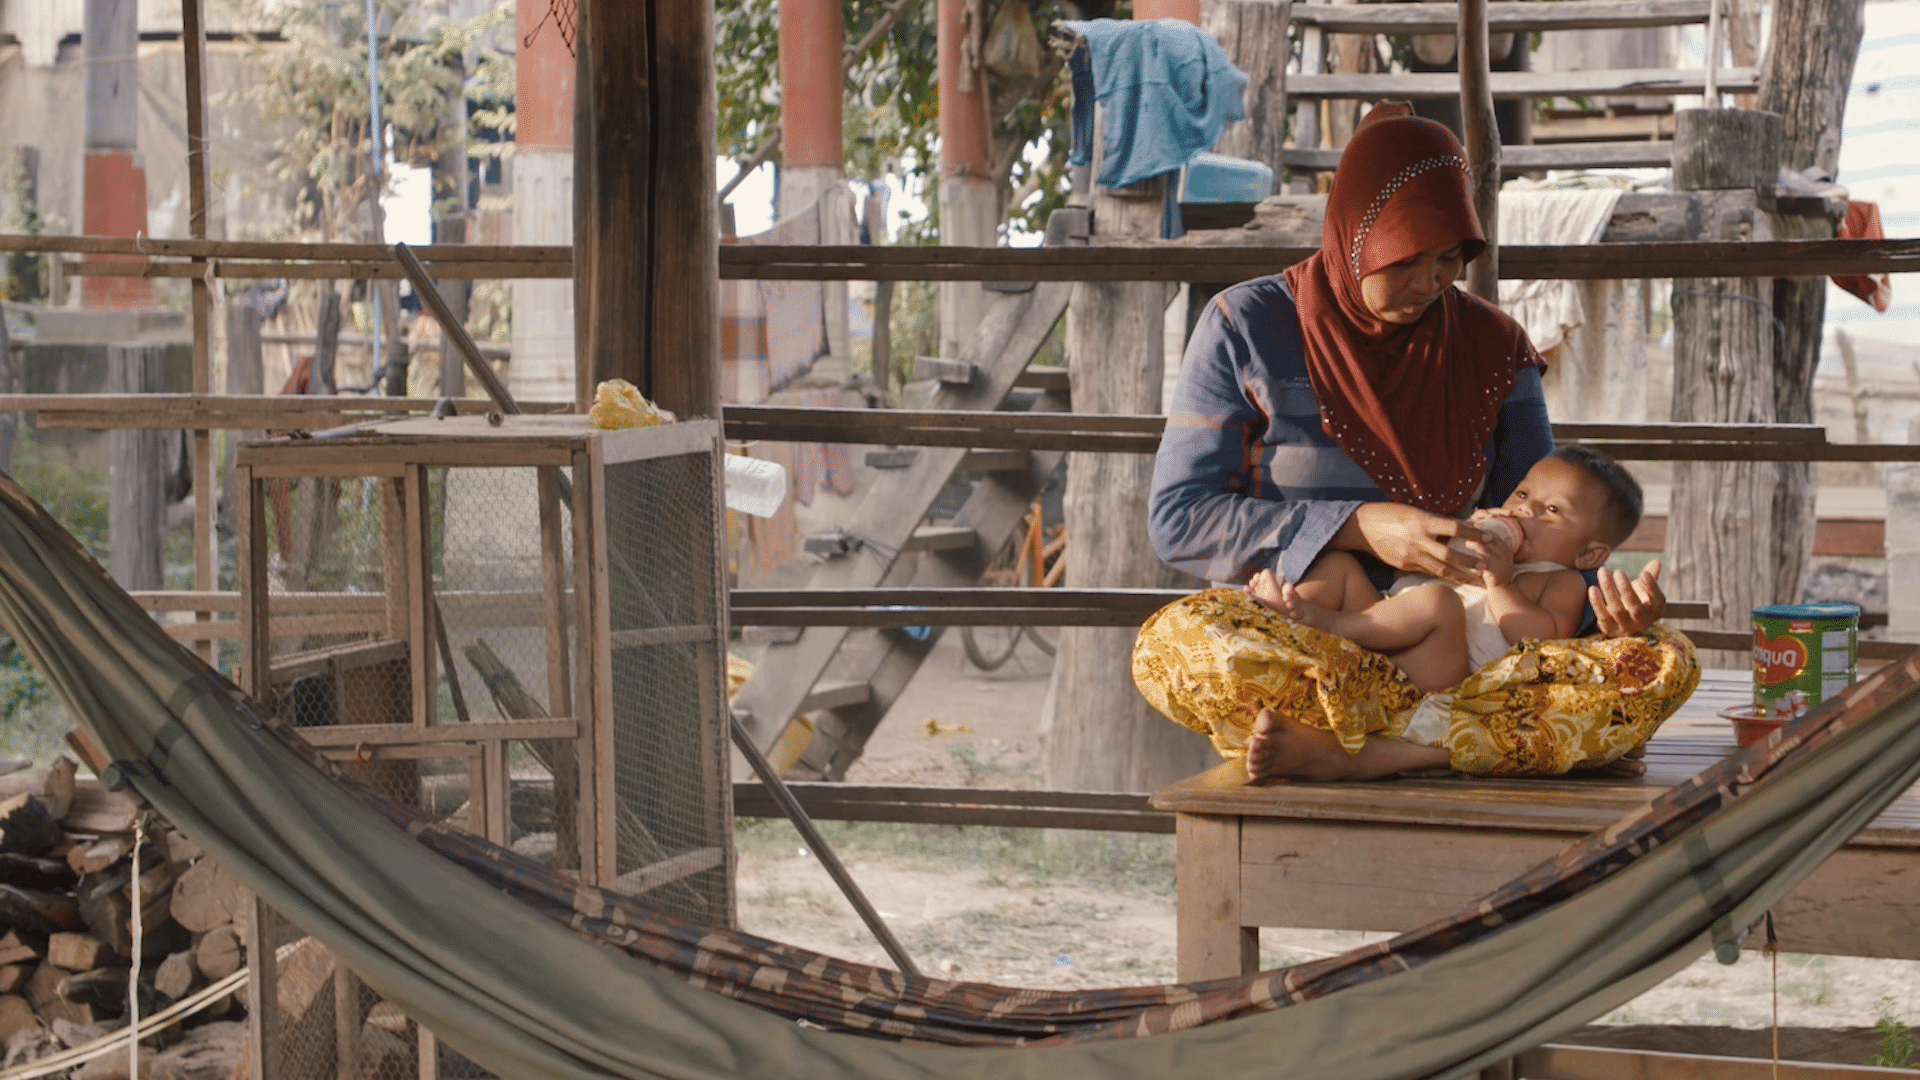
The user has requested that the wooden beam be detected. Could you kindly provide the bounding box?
[1286,67,1759,100]
[731,781,1173,834]
[1287,0,1713,33]
[14,237,1920,283]
[1515,1041,1920,1079]
[1281,142,1675,172]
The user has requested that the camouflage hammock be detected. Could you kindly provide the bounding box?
[1,468,1917,1080]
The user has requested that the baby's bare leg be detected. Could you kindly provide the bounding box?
[1302,582,1472,694]
[1291,551,1381,612]
[1245,709,1449,782]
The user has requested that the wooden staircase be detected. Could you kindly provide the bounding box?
[1284,0,1733,178]
[729,282,1073,780]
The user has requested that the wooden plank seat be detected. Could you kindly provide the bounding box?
[1150,671,1920,983]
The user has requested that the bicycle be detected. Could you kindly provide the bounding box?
[960,497,1065,671]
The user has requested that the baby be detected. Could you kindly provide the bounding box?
[1249,446,1646,695]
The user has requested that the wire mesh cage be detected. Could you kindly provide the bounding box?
[230,416,731,1080]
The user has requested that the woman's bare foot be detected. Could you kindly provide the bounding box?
[1245,709,1369,781]
[1245,708,1451,783]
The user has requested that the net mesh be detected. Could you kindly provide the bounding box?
[244,430,727,1078]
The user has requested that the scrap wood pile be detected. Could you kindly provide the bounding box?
[0,754,248,1080]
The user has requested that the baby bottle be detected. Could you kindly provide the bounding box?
[1446,515,1523,556]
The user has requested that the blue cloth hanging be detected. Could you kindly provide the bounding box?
[1061,18,1249,190]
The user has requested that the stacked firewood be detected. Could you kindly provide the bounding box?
[0,756,249,1079]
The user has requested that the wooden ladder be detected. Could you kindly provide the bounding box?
[1284,0,1734,178]
[729,282,1073,779]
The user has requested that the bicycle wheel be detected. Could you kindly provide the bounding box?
[1023,625,1056,658]
[961,625,1023,671]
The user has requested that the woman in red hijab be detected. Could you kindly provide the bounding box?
[1141,104,1687,781]
[1149,103,1662,631]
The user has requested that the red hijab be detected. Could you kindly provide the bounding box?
[1283,103,1543,515]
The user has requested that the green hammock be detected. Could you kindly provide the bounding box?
[0,468,1916,1080]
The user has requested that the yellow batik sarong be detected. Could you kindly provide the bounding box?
[1131,588,1701,776]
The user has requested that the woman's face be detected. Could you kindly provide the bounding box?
[1359,241,1467,324]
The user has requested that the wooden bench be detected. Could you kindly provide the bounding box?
[1150,670,1920,983]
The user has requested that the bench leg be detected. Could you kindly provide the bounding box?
[1176,813,1259,982]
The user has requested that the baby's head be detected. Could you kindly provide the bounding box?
[1499,446,1643,569]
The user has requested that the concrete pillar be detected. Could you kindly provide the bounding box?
[936,0,996,359]
[82,0,152,309]
[510,0,577,406]
[778,0,850,371]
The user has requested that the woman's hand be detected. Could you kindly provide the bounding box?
[1338,502,1488,585]
[1590,559,1666,637]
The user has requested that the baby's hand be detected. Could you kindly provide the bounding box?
[1245,569,1287,611]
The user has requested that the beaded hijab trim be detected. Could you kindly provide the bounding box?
[1347,154,1471,280]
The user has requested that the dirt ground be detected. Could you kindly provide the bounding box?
[734,631,1920,1053]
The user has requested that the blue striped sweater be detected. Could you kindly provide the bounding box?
[1149,274,1554,591]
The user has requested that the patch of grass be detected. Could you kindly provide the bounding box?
[733,818,1176,897]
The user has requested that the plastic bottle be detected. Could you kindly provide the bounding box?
[1447,515,1524,557]
[723,454,789,518]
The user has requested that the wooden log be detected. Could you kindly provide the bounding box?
[0,967,22,995]
[37,757,76,822]
[1666,108,1785,669]
[171,858,244,934]
[154,950,197,1001]
[0,931,40,967]
[0,994,35,1042]
[106,343,167,592]
[44,932,110,971]
[1047,172,1214,796]
[25,961,93,1026]
[0,795,63,856]
[1289,0,1713,32]
[76,884,132,956]
[194,924,243,981]
[0,854,76,892]
[67,837,133,876]
[60,784,140,835]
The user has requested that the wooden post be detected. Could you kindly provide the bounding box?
[574,0,718,419]
[1665,108,1783,667]
[1458,0,1499,302]
[314,291,341,395]
[106,344,165,591]
[435,63,471,400]
[222,304,263,539]
[1200,0,1291,179]
[182,0,216,657]
[0,305,15,475]
[1757,0,1866,613]
[1043,174,1215,795]
[243,896,281,1080]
